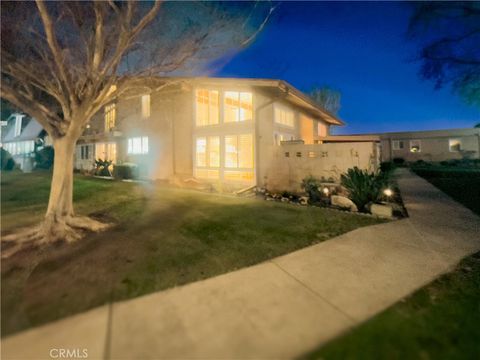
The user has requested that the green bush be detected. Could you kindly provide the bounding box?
[94,159,113,177]
[393,157,405,165]
[34,146,54,169]
[1,147,15,171]
[380,161,395,173]
[301,175,322,203]
[340,167,390,212]
[113,163,139,180]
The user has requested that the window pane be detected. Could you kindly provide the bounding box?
[224,92,240,123]
[239,92,253,121]
[128,139,132,154]
[238,134,253,168]
[196,137,207,166]
[141,95,151,118]
[142,137,149,154]
[133,138,141,154]
[208,136,220,167]
[104,103,116,131]
[225,135,238,167]
[196,89,219,126]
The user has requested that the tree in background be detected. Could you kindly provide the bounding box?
[309,86,341,115]
[1,0,273,252]
[407,2,480,107]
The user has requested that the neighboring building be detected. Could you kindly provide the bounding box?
[377,128,480,162]
[1,113,50,171]
[75,77,379,191]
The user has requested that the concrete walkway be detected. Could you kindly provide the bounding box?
[3,169,480,360]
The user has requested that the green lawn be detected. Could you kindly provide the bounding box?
[1,170,382,337]
[413,167,480,215]
[302,168,480,360]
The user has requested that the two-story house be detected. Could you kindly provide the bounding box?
[75,77,344,189]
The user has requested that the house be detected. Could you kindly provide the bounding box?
[74,77,380,191]
[1,113,50,171]
[377,128,480,162]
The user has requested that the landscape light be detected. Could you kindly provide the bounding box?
[383,188,393,197]
[322,187,330,195]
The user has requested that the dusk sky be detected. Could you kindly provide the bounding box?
[214,1,480,134]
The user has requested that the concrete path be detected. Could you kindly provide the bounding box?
[3,169,480,360]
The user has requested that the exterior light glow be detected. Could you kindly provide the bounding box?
[322,187,330,195]
[383,188,393,197]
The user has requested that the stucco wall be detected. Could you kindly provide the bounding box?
[263,142,379,192]
[380,131,480,162]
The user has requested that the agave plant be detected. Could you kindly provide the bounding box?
[340,167,389,212]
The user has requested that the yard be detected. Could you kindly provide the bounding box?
[303,166,480,360]
[1,170,382,337]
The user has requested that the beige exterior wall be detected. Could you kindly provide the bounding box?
[263,142,379,192]
[380,128,480,162]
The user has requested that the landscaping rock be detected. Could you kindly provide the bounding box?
[331,195,358,212]
[281,197,290,203]
[371,203,393,218]
[299,196,309,205]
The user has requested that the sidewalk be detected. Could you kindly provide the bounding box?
[3,169,480,360]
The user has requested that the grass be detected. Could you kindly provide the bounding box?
[1,170,383,337]
[412,166,480,215]
[302,167,480,360]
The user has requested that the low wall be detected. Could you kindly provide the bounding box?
[263,142,379,192]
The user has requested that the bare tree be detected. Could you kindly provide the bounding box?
[407,2,480,106]
[1,0,273,251]
[309,86,341,115]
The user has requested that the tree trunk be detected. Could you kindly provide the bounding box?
[43,135,78,241]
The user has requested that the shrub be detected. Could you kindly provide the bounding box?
[380,161,395,173]
[35,146,54,169]
[393,157,405,165]
[340,167,389,212]
[301,175,322,203]
[94,159,113,176]
[0,147,15,171]
[113,163,139,180]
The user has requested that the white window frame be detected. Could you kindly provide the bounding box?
[392,140,404,151]
[223,91,253,123]
[195,89,219,127]
[127,137,148,155]
[409,140,421,153]
[448,138,463,152]
[274,104,295,128]
[14,115,23,137]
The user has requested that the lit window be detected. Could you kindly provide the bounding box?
[274,105,294,127]
[95,142,117,162]
[449,139,462,152]
[195,136,219,168]
[224,134,253,168]
[409,140,421,153]
[104,103,116,131]
[224,91,253,123]
[196,89,219,126]
[127,137,148,155]
[392,140,404,150]
[141,94,151,119]
[308,151,316,158]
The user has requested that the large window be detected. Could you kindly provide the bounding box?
[224,92,253,123]
[14,115,23,136]
[3,140,34,155]
[274,105,295,127]
[95,142,117,162]
[224,134,253,168]
[80,145,92,160]
[195,136,220,168]
[127,137,148,155]
[141,94,151,119]
[196,89,219,126]
[449,138,462,152]
[409,140,421,153]
[104,103,116,131]
[392,140,405,150]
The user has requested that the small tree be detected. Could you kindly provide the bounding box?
[1,0,273,250]
[407,2,480,106]
[309,86,341,115]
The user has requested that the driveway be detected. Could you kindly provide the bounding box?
[2,169,480,359]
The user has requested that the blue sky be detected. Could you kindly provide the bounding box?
[213,1,480,134]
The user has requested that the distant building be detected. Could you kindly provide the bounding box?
[1,113,50,171]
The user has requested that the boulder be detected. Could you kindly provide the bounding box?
[299,196,309,205]
[371,203,393,218]
[331,195,358,212]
